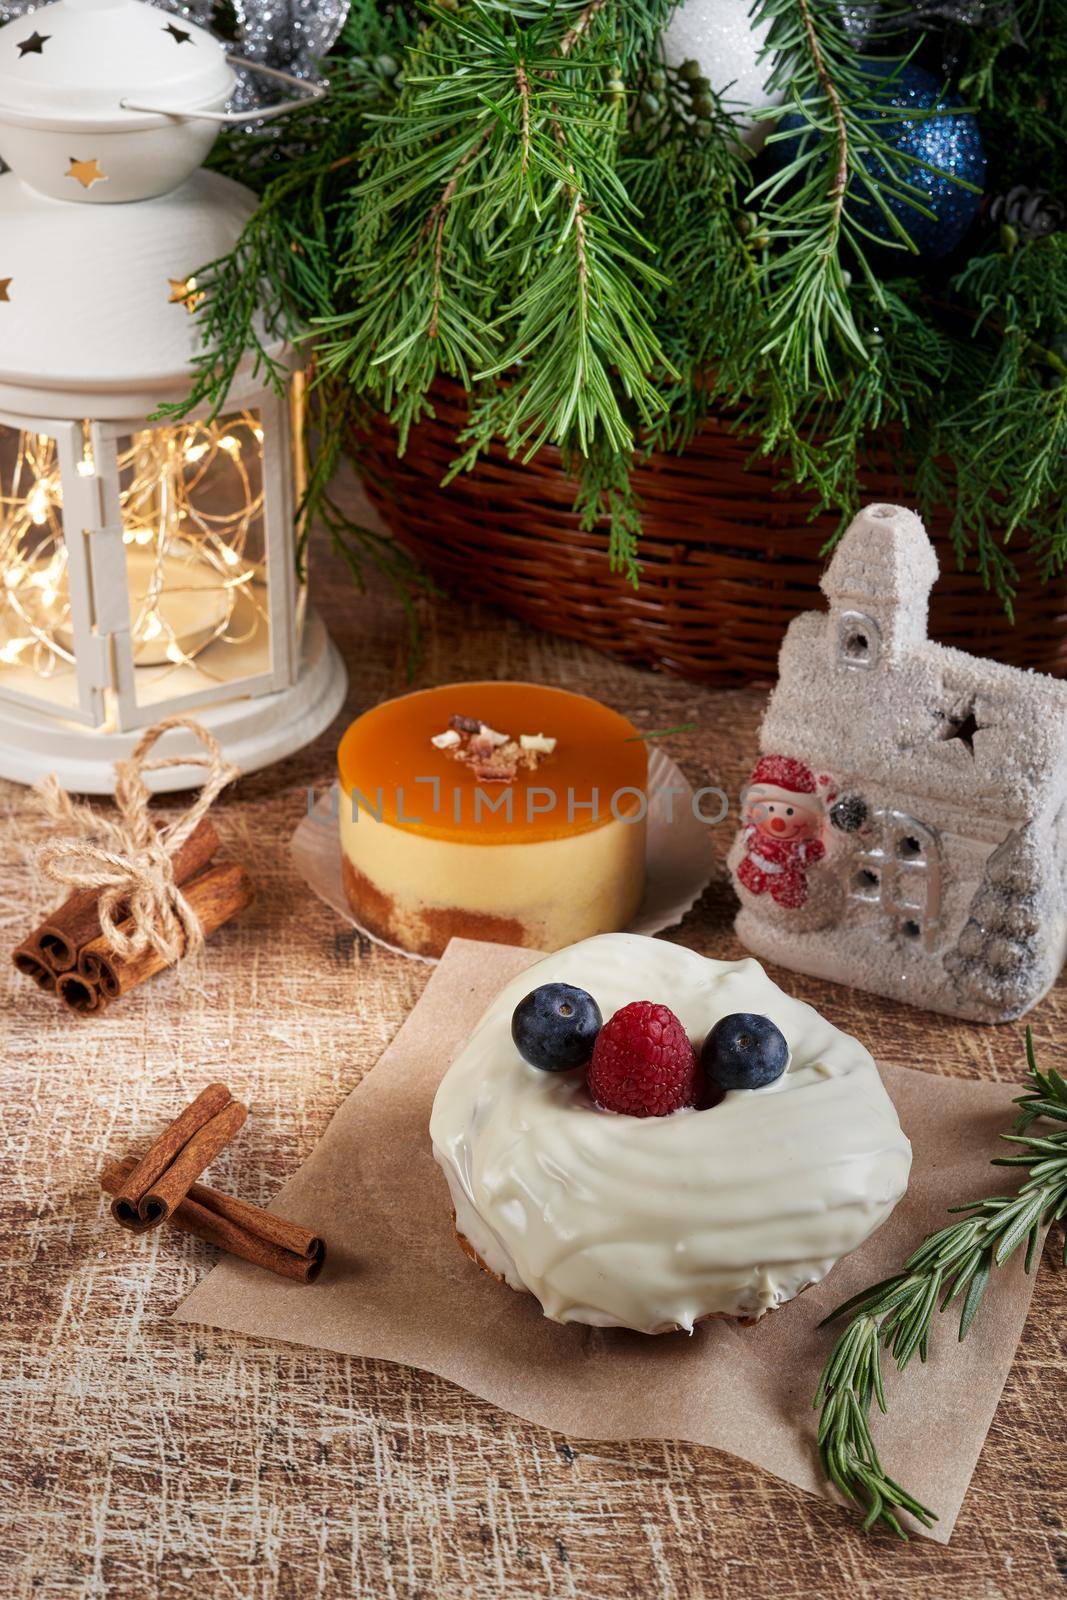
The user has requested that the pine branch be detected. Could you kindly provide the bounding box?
[751,0,982,388]
[815,1028,1066,1539]
[311,0,675,464]
[157,0,1066,616]
[796,0,849,223]
[927,231,1067,604]
[568,441,643,584]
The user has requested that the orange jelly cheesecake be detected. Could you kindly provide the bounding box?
[337,682,648,957]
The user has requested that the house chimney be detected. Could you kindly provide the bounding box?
[820,503,939,670]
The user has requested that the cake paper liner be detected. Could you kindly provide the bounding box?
[176,939,1043,1543]
[290,747,716,962]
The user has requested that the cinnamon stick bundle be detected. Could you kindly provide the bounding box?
[109,1082,248,1231]
[14,719,248,1015]
[29,817,219,974]
[101,1158,325,1284]
[60,863,254,1016]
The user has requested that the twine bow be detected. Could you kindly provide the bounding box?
[35,717,239,963]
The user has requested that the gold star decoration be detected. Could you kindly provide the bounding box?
[17,30,50,56]
[0,280,10,303]
[168,276,206,315]
[163,22,193,43]
[66,156,107,190]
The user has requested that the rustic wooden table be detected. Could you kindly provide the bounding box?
[2,477,1064,1600]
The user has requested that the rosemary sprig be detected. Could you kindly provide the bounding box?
[624,722,697,741]
[814,1028,1067,1539]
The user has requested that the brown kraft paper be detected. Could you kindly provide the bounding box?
[175,939,1045,1542]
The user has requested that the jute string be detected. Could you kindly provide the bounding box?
[35,717,238,962]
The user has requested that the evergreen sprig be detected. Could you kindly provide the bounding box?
[165,0,1067,610]
[753,0,953,386]
[815,1029,1067,1539]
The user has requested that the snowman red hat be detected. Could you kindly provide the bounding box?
[745,755,835,802]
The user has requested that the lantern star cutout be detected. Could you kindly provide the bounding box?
[0,279,10,303]
[66,156,107,190]
[17,31,51,56]
[168,276,206,315]
[162,22,193,44]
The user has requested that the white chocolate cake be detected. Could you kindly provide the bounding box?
[430,934,912,1334]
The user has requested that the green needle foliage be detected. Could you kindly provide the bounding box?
[815,1028,1067,1539]
[167,0,1067,608]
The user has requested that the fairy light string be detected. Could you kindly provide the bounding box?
[0,412,267,685]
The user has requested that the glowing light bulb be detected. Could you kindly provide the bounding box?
[27,483,50,525]
[76,455,95,478]
[218,435,240,456]
[184,441,208,464]
[252,425,264,443]
[220,545,240,568]
[0,637,29,664]
[141,611,163,642]
[165,641,185,664]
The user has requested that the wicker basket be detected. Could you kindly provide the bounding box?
[355,379,1067,684]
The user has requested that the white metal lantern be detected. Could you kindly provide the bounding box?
[0,0,346,792]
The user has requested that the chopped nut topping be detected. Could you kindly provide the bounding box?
[431,712,558,784]
[472,741,521,783]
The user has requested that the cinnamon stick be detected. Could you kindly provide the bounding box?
[27,817,220,974]
[139,1098,248,1227]
[13,940,57,992]
[101,1157,325,1284]
[69,862,254,1012]
[110,1082,236,1231]
[56,970,105,1013]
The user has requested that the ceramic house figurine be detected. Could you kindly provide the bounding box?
[728,503,1067,1022]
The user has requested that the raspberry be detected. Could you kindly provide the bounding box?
[588,1001,698,1117]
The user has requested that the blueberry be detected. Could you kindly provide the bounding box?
[701,1012,788,1092]
[511,984,602,1072]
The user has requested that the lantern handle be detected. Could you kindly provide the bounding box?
[119,57,327,123]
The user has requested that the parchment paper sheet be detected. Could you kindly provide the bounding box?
[176,940,1042,1542]
[290,747,715,963]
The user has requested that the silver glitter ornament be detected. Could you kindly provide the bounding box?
[836,1,880,45]
[229,0,348,109]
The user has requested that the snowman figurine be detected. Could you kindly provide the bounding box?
[731,755,835,919]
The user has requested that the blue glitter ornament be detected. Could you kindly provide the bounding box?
[778,60,987,263]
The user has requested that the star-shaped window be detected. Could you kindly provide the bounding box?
[17,30,50,56]
[940,705,981,754]
[66,156,107,190]
[168,276,206,314]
